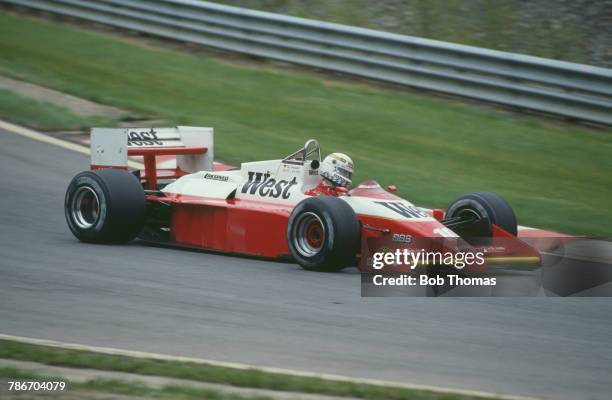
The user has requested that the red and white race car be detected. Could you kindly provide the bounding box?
[65,126,540,272]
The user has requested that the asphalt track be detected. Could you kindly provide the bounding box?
[1,129,611,400]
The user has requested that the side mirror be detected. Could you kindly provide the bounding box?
[387,185,397,192]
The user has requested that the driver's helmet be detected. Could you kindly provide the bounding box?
[320,153,354,187]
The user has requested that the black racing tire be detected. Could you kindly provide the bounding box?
[446,192,517,236]
[65,169,145,244]
[287,196,360,272]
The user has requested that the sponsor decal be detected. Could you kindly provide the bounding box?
[241,172,298,199]
[308,169,319,175]
[375,201,430,219]
[282,163,302,172]
[392,233,412,243]
[127,128,163,146]
[203,173,229,182]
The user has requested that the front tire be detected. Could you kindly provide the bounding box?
[65,169,145,243]
[287,197,360,272]
[446,192,517,236]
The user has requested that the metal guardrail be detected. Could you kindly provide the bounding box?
[3,0,612,125]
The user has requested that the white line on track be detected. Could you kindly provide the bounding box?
[0,119,143,169]
[0,334,539,400]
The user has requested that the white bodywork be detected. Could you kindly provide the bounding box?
[161,138,437,223]
[162,158,318,203]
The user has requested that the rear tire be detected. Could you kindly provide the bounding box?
[65,169,145,243]
[446,192,517,236]
[287,197,360,272]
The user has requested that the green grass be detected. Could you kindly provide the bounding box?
[0,340,498,400]
[0,12,610,235]
[0,366,63,381]
[0,89,114,130]
[83,380,275,400]
[0,367,272,400]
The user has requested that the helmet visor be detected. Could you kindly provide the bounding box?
[336,166,352,180]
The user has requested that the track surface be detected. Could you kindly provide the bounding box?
[1,130,611,400]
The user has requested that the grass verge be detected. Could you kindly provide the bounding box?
[0,89,115,131]
[0,340,500,400]
[0,12,610,235]
[0,367,272,399]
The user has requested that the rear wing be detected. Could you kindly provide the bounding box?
[91,126,213,189]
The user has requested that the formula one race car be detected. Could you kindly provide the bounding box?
[65,126,540,272]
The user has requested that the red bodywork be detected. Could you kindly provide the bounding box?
[119,146,542,271]
[143,172,541,271]
[148,193,293,258]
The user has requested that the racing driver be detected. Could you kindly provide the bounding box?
[307,153,354,196]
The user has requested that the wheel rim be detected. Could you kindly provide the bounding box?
[455,207,483,223]
[292,212,325,257]
[71,186,100,229]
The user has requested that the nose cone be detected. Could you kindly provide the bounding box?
[404,220,464,253]
[360,219,466,271]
